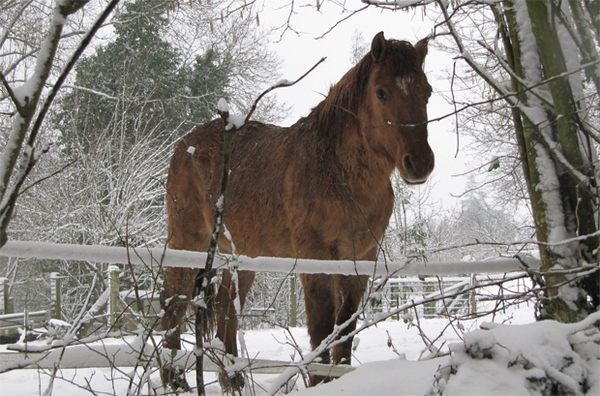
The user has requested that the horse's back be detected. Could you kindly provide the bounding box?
[166,115,392,260]
[166,119,295,256]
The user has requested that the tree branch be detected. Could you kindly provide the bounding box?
[0,70,23,114]
[243,56,326,125]
[195,56,327,395]
[28,0,122,147]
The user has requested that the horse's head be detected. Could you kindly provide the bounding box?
[360,32,435,185]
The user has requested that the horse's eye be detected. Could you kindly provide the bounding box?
[376,89,388,101]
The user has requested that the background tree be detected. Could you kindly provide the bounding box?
[0,0,123,323]
[0,0,121,246]
[45,0,282,249]
[1,0,284,322]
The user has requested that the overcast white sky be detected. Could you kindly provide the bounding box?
[260,2,470,209]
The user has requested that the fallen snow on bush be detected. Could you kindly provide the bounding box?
[433,311,600,396]
[294,311,600,396]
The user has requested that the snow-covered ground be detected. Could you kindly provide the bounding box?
[0,317,457,395]
[2,301,598,396]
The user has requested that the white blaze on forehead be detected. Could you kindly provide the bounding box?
[395,75,413,96]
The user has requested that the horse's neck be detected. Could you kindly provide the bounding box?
[338,124,395,198]
[301,110,394,201]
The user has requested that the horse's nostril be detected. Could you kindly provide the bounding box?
[403,155,415,174]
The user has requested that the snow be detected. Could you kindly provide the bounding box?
[441,312,600,395]
[216,98,246,130]
[441,358,530,396]
[227,113,246,130]
[1,303,597,395]
[275,79,292,86]
[217,98,229,113]
[297,359,443,395]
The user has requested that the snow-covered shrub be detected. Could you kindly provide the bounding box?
[431,311,600,395]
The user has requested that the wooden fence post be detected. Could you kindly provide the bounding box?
[0,277,6,314]
[469,274,478,315]
[289,274,297,327]
[108,265,120,326]
[0,277,12,315]
[50,272,61,320]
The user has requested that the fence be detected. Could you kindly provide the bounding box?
[0,240,540,375]
[0,311,49,335]
[371,276,474,320]
[0,275,54,338]
[0,267,159,339]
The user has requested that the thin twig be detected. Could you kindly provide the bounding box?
[315,6,369,40]
[243,57,327,125]
[18,159,77,197]
[0,70,23,114]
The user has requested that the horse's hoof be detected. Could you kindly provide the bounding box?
[309,374,334,386]
[161,367,191,392]
[219,371,245,393]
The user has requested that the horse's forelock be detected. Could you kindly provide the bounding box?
[381,40,423,76]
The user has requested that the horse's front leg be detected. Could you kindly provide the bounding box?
[331,274,369,365]
[300,273,336,386]
[159,267,198,391]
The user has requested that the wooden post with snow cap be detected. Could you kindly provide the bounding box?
[108,265,120,327]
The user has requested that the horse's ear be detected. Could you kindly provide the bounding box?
[371,32,386,63]
[415,37,429,65]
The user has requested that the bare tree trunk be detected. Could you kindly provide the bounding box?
[498,0,599,321]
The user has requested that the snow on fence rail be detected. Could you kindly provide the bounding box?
[0,335,355,377]
[0,240,540,276]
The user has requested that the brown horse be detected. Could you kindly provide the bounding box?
[160,31,434,390]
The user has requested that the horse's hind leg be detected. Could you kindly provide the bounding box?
[159,267,198,391]
[214,269,256,390]
[300,273,336,386]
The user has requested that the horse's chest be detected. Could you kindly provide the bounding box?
[288,182,394,260]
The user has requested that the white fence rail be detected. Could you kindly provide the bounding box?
[0,240,540,277]
[0,311,49,333]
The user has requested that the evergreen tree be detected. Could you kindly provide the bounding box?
[55,0,230,155]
